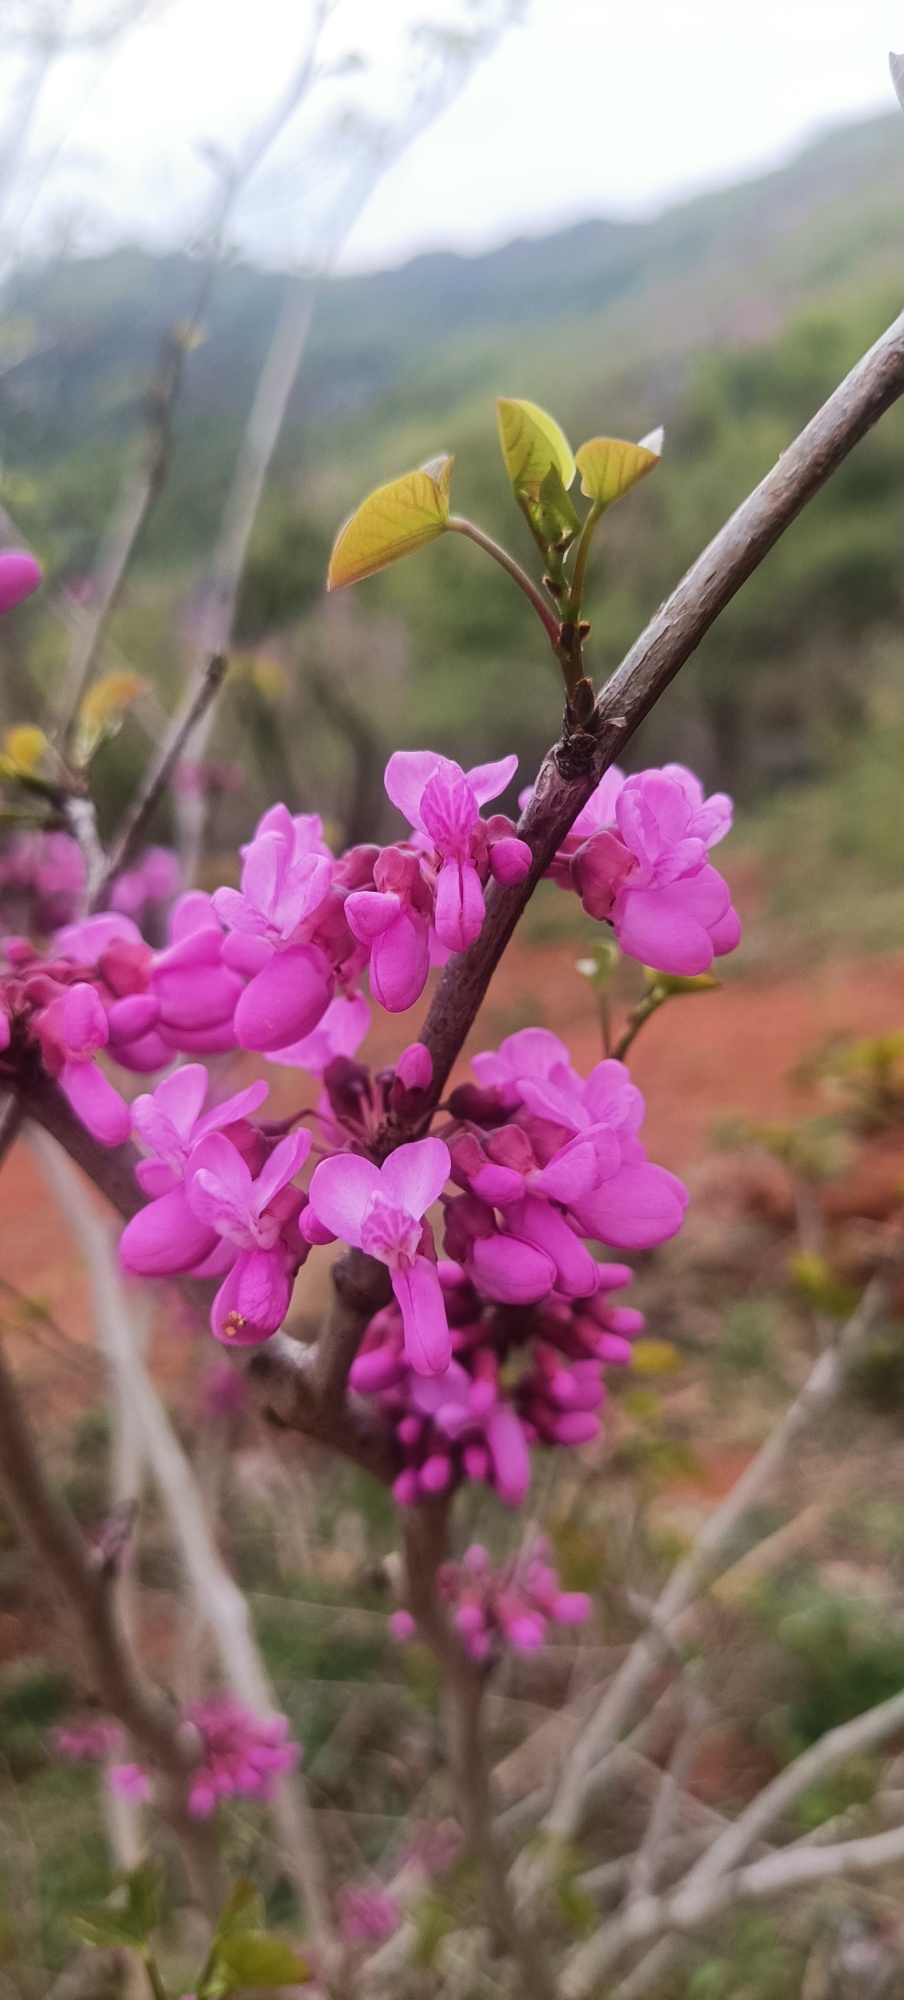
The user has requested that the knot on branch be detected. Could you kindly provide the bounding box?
[332,1247,392,1317]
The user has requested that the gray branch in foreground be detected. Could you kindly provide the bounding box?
[542,1260,901,1847]
[416,300,904,1105]
[563,1820,904,1995]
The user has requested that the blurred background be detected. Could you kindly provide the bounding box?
[7,5,904,1994]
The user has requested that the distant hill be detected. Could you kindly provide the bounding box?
[2,108,904,831]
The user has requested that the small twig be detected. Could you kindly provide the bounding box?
[403,1499,558,2000]
[563,1819,904,1995]
[627,1681,709,1901]
[541,1258,903,1849]
[447,517,561,643]
[95,652,228,906]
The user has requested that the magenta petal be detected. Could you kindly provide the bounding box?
[392,1259,451,1375]
[233,945,333,1053]
[157,1018,239,1054]
[106,994,160,1045]
[308,1153,382,1245]
[381,1137,450,1219]
[468,1232,556,1304]
[211,1247,292,1345]
[61,1060,130,1146]
[490,836,531,885]
[112,1031,171,1073]
[508,1196,598,1297]
[154,964,242,1030]
[486,1404,530,1504]
[572,1162,687,1250]
[434,858,485,953]
[0,550,41,612]
[120,1187,219,1275]
[368,911,430,1013]
[709,903,741,955]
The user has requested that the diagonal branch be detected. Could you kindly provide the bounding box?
[416,300,904,1105]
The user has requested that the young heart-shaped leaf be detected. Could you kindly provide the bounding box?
[121,1859,163,1939]
[327,458,453,589]
[574,429,663,508]
[0,723,49,780]
[214,1878,264,1943]
[74,672,148,766]
[214,1932,310,1989]
[497,398,576,498]
[64,1904,147,1951]
[522,462,582,551]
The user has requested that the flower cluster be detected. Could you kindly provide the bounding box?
[52,1696,299,1818]
[337,1886,400,1945]
[50,1717,124,1762]
[351,1255,642,1507]
[180,1695,299,1818]
[391,1538,591,1660]
[541,762,740,976]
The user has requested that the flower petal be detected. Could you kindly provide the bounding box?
[381,1137,450,1218]
[391,1258,451,1375]
[308,1153,383,1246]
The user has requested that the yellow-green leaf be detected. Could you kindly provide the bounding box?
[575,428,663,508]
[0,724,48,778]
[327,458,453,589]
[74,672,148,767]
[497,398,576,497]
[631,1339,682,1376]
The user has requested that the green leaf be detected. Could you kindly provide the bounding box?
[215,1933,310,1989]
[574,427,663,508]
[64,1905,147,1951]
[214,1878,264,1943]
[521,462,582,551]
[327,457,452,588]
[497,398,576,497]
[122,1859,163,1939]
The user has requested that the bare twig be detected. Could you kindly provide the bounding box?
[541,1261,902,1847]
[30,1130,342,1970]
[562,1820,904,1994]
[92,652,228,905]
[403,1498,557,2000]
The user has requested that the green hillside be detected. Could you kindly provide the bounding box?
[3,108,904,851]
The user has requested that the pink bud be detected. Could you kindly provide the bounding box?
[552,1593,593,1625]
[388,1610,416,1642]
[489,836,532,885]
[395,1042,433,1093]
[0,549,41,613]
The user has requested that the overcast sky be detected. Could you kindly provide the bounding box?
[11,0,904,271]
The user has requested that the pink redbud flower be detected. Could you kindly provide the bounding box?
[309,1138,451,1374]
[36,981,130,1145]
[567,764,740,975]
[188,1129,312,1346]
[337,1886,399,1945]
[184,1695,298,1816]
[110,845,181,920]
[51,1718,124,1762]
[0,549,41,612]
[109,1763,151,1801]
[266,990,370,1071]
[213,806,335,1052]
[385,750,524,952]
[130,1063,270,1196]
[387,1609,417,1642]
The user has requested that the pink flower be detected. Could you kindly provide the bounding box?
[213,807,336,1052]
[309,1138,451,1374]
[110,1763,151,1801]
[110,845,181,920]
[338,1887,399,1945]
[388,1609,417,1642]
[567,765,740,975]
[267,990,370,1072]
[385,750,528,952]
[184,1695,298,1817]
[0,549,41,613]
[130,1063,270,1196]
[35,981,130,1145]
[187,1130,312,1346]
[428,1540,593,1663]
[51,1718,124,1762]
[345,846,433,1013]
